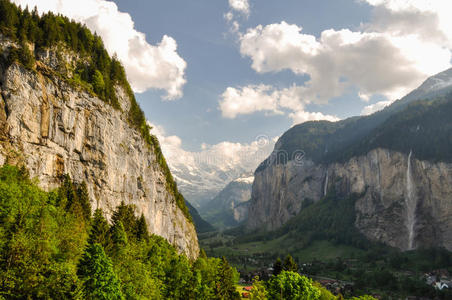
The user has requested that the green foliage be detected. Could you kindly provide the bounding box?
[186,200,215,233]
[216,257,241,299]
[275,190,369,249]
[345,94,452,163]
[135,213,149,241]
[0,0,192,223]
[0,165,240,299]
[76,181,92,222]
[17,40,34,69]
[110,221,128,253]
[313,282,337,300]
[273,258,283,276]
[59,174,91,223]
[259,90,452,172]
[249,276,268,300]
[77,243,124,300]
[92,69,105,95]
[283,254,298,272]
[348,296,377,300]
[0,165,84,298]
[267,271,321,300]
[88,209,110,248]
[110,201,138,239]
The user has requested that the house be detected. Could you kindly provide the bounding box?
[435,282,449,290]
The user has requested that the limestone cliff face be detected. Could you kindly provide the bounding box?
[0,51,199,259]
[247,148,452,251]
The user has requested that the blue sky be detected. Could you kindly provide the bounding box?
[112,0,376,150]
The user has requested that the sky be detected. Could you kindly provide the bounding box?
[11,0,452,202]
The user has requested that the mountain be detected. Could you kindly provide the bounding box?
[200,173,253,229]
[186,200,215,233]
[170,162,252,208]
[0,22,198,258]
[246,68,452,251]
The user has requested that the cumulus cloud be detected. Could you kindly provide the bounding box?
[13,0,187,99]
[219,84,339,124]
[362,0,452,46]
[219,84,282,118]
[223,0,452,121]
[149,122,276,204]
[239,21,451,103]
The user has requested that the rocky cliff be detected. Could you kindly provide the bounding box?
[0,42,199,259]
[247,69,452,252]
[247,148,452,251]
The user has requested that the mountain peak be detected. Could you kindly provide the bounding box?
[417,67,452,93]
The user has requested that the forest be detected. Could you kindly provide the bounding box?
[0,165,242,299]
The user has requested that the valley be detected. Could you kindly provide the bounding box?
[1,0,452,299]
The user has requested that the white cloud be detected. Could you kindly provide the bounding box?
[361,100,392,115]
[230,1,452,117]
[228,0,250,16]
[219,84,339,125]
[362,0,452,46]
[13,0,187,99]
[239,21,451,104]
[148,122,276,205]
[224,0,250,34]
[219,84,282,118]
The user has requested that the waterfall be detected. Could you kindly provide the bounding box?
[324,170,329,196]
[405,150,417,250]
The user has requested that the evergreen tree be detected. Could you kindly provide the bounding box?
[110,201,137,238]
[216,257,240,300]
[59,174,76,210]
[77,243,123,300]
[273,257,283,276]
[92,69,105,96]
[88,209,110,248]
[76,182,92,222]
[110,220,128,254]
[283,254,298,272]
[18,39,34,70]
[134,213,149,241]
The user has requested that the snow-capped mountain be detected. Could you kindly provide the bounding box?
[402,67,452,104]
[199,173,254,229]
[149,123,276,208]
[170,162,255,208]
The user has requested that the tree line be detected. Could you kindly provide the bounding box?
[0,165,239,299]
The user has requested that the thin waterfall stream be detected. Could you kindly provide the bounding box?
[405,150,417,250]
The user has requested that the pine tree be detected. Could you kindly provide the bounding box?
[216,257,240,300]
[110,220,128,254]
[283,254,298,272]
[135,214,149,241]
[110,201,137,237]
[273,258,283,276]
[18,40,35,70]
[88,209,110,248]
[76,182,92,222]
[77,243,124,300]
